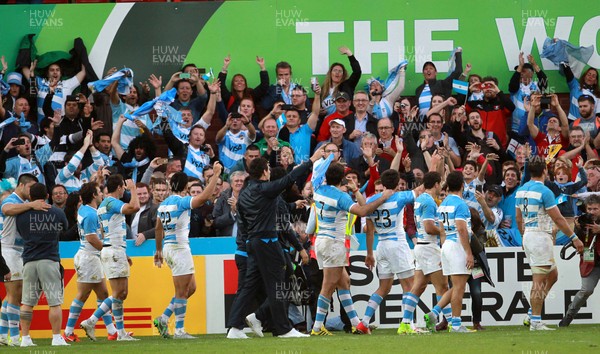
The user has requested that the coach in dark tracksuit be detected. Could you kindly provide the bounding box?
[226,150,322,339]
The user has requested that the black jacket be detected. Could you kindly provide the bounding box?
[343,113,378,141]
[238,160,313,238]
[415,52,463,100]
[126,201,158,240]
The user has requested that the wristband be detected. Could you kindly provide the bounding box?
[569,234,579,241]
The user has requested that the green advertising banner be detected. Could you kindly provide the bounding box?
[0,0,598,95]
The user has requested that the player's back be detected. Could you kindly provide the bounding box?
[98,196,127,248]
[314,185,356,241]
[159,194,193,245]
[414,192,439,244]
[438,194,472,242]
[515,180,555,234]
[368,191,414,241]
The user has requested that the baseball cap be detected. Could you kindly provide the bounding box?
[334,91,350,101]
[486,184,503,196]
[329,119,346,128]
[423,61,437,71]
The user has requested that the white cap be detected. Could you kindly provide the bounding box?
[329,119,345,128]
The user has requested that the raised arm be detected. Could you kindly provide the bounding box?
[121,179,140,215]
[197,79,220,128]
[527,95,540,139]
[111,115,126,159]
[349,189,394,217]
[551,94,569,138]
[192,162,223,208]
[307,84,322,131]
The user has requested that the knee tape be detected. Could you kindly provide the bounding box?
[531,265,556,275]
[20,311,33,321]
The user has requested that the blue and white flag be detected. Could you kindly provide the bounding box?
[276,112,287,131]
[125,88,177,121]
[201,68,214,82]
[447,47,461,76]
[452,79,469,95]
[0,116,17,130]
[541,37,595,78]
[88,68,134,95]
[311,153,335,191]
[0,74,8,96]
[19,112,31,133]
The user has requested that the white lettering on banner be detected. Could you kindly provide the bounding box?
[495,17,574,71]
[295,21,345,75]
[414,19,458,73]
[203,248,599,334]
[354,20,405,73]
[580,16,600,68]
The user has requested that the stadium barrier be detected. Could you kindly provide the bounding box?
[1,235,598,337]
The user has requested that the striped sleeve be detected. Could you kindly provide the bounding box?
[57,151,83,183]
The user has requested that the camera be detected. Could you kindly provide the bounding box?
[200,145,211,153]
[179,73,191,79]
[540,94,551,110]
[14,138,26,146]
[280,104,295,111]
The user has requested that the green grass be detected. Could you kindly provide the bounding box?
[13,325,600,354]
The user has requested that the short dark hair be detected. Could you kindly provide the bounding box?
[481,76,499,85]
[106,174,124,193]
[18,173,38,186]
[586,194,600,206]
[275,61,292,72]
[246,144,260,152]
[423,172,442,189]
[51,184,67,195]
[248,158,269,180]
[325,163,345,186]
[446,171,464,192]
[464,160,479,171]
[136,182,149,192]
[578,94,595,105]
[170,172,189,193]
[428,113,443,122]
[504,166,521,180]
[570,126,585,134]
[380,170,400,189]
[40,118,53,134]
[29,183,47,201]
[528,156,547,178]
[94,132,111,143]
[80,182,99,205]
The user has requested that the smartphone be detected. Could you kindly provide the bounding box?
[438,141,444,148]
[197,68,206,74]
[476,185,484,193]
[280,104,295,110]
[487,131,494,140]
[157,158,169,165]
[14,138,25,146]
[179,73,191,79]
[378,143,384,150]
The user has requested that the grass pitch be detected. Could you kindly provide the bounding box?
[14,325,600,354]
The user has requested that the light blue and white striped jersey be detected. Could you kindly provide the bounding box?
[481,206,503,231]
[4,155,44,184]
[184,145,211,180]
[56,150,105,193]
[462,178,484,214]
[367,191,415,241]
[568,79,600,121]
[510,81,539,133]
[111,101,153,151]
[515,180,556,234]
[77,204,102,255]
[418,84,432,117]
[0,192,25,251]
[158,195,194,245]
[218,130,253,173]
[314,185,357,241]
[35,76,80,123]
[414,192,440,244]
[372,98,393,120]
[438,194,472,243]
[98,196,127,249]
